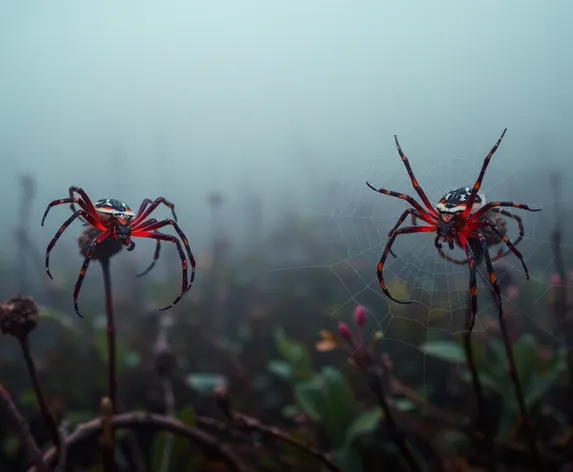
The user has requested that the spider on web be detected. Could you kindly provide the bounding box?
[366,129,541,333]
[41,186,196,317]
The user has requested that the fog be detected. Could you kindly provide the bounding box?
[1,0,572,263]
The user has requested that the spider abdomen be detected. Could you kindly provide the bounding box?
[94,198,135,223]
[436,187,486,216]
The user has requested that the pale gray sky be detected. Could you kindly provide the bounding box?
[1,1,572,259]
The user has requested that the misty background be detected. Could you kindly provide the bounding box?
[1,1,572,288]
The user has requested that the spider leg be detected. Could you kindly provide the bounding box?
[136,237,161,277]
[469,201,541,225]
[73,231,111,318]
[376,225,436,303]
[41,197,106,230]
[483,220,531,279]
[487,209,525,261]
[132,197,178,227]
[132,218,196,285]
[365,182,438,223]
[462,129,508,220]
[476,230,505,324]
[457,233,479,333]
[44,210,102,279]
[68,186,103,218]
[387,208,432,258]
[130,230,190,310]
[67,187,89,224]
[393,135,439,217]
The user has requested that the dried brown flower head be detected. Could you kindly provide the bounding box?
[0,295,39,339]
[78,226,122,261]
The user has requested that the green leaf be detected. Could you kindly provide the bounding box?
[345,408,382,445]
[330,447,364,472]
[393,398,416,412]
[281,404,302,418]
[513,335,538,389]
[272,327,314,382]
[267,360,292,381]
[294,367,356,448]
[185,373,225,396]
[419,340,466,363]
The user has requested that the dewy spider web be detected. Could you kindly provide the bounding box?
[261,135,573,400]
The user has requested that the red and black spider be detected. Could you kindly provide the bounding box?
[366,129,541,333]
[41,186,196,318]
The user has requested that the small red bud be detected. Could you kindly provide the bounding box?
[353,305,367,327]
[338,322,352,341]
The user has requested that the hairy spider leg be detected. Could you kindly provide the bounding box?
[67,186,103,219]
[73,231,112,317]
[491,209,525,259]
[132,218,196,284]
[130,230,189,310]
[394,135,439,217]
[477,230,506,328]
[44,209,103,279]
[131,218,162,277]
[469,201,541,223]
[365,182,438,222]
[375,225,436,303]
[387,208,434,258]
[41,196,106,230]
[462,129,508,220]
[458,232,479,333]
[484,220,531,279]
[132,197,178,227]
[67,188,89,224]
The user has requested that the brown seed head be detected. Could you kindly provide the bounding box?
[78,226,122,261]
[0,295,39,339]
[482,212,508,247]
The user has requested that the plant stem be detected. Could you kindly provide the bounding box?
[31,412,252,472]
[462,302,497,472]
[0,384,46,472]
[100,397,115,472]
[367,367,422,472]
[19,335,61,453]
[494,294,540,469]
[100,258,117,412]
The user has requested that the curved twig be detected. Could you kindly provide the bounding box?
[29,412,253,472]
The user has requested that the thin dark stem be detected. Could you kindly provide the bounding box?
[29,412,252,472]
[19,336,61,454]
[462,302,496,472]
[100,258,117,412]
[0,384,46,472]
[366,367,422,472]
[494,293,540,470]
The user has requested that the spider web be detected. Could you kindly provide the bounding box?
[259,134,573,401]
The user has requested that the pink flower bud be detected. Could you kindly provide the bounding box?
[338,322,352,341]
[551,273,562,286]
[353,305,367,327]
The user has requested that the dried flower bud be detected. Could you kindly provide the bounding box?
[482,212,508,247]
[353,305,367,327]
[78,227,122,261]
[0,295,39,339]
[338,322,352,341]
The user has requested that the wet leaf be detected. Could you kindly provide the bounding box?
[420,340,466,363]
[186,373,226,395]
[345,408,382,445]
[267,360,292,381]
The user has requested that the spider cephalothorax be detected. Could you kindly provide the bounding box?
[366,129,541,333]
[42,186,196,317]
